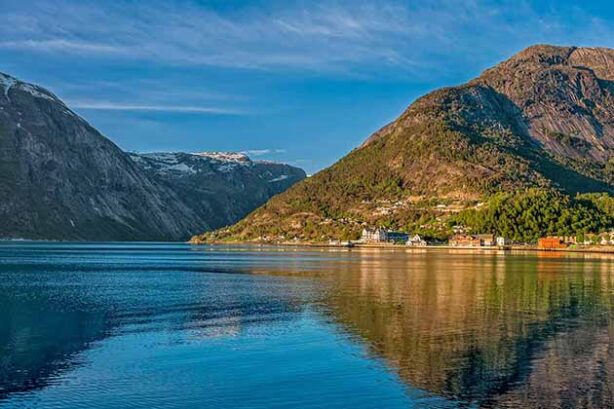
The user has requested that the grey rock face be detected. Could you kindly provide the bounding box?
[364,45,614,190]
[475,46,614,167]
[0,73,305,240]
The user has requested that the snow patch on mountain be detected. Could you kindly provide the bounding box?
[194,152,250,163]
[254,159,283,165]
[165,162,195,174]
[216,163,240,173]
[129,152,197,175]
[1,73,58,103]
[269,175,289,182]
[129,151,306,186]
[129,151,258,176]
[134,152,183,163]
[0,73,17,99]
[18,83,56,101]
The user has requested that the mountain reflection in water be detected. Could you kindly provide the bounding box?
[310,250,614,408]
[0,244,612,409]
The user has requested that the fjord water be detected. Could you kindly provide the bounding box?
[1,243,612,408]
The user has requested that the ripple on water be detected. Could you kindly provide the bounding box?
[1,243,613,408]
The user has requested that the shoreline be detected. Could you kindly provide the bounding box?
[191,240,614,255]
[4,239,612,255]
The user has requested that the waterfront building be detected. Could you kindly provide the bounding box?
[406,234,427,247]
[537,237,567,249]
[361,228,388,243]
[449,234,495,247]
[361,228,409,244]
[496,236,512,246]
[449,234,482,247]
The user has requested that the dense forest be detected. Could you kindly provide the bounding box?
[450,190,614,242]
[195,189,613,244]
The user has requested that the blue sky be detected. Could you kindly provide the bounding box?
[1,0,613,173]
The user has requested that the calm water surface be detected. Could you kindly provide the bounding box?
[0,243,613,408]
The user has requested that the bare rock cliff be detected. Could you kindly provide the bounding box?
[0,73,305,240]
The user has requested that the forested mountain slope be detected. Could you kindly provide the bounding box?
[193,45,613,243]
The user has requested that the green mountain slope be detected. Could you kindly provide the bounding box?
[193,45,614,243]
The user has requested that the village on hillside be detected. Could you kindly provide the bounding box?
[328,227,614,251]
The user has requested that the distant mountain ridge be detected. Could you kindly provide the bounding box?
[0,72,305,240]
[128,151,306,233]
[194,45,613,243]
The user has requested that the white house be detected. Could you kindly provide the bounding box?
[406,234,427,247]
[496,236,512,246]
[361,228,388,243]
[477,234,496,246]
[600,232,614,245]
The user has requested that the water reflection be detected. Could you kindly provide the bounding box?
[0,244,613,408]
[315,250,614,408]
[0,243,316,401]
[0,299,108,399]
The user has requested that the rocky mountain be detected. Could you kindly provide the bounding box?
[128,151,305,232]
[193,45,614,243]
[0,72,305,240]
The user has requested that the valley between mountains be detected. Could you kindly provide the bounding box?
[0,73,305,241]
[1,44,612,244]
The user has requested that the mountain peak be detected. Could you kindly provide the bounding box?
[194,45,613,244]
[0,72,306,240]
[0,72,62,107]
[0,72,19,98]
[0,72,17,86]
[509,44,575,63]
[479,44,614,81]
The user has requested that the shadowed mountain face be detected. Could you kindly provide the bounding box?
[0,73,305,240]
[197,45,613,243]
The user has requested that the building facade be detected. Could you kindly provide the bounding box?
[537,237,567,249]
[361,228,409,244]
[496,236,512,246]
[361,228,388,243]
[387,231,409,243]
[476,234,496,246]
[406,234,427,247]
[449,234,482,247]
[449,234,495,247]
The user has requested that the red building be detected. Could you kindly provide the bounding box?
[537,237,567,249]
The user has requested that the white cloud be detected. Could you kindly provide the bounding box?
[0,0,611,77]
[0,39,124,54]
[241,149,287,156]
[70,102,241,115]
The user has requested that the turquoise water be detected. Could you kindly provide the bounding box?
[1,243,613,408]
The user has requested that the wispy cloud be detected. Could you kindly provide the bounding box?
[3,0,610,76]
[70,101,241,115]
[0,0,420,73]
[241,149,287,156]
[0,39,124,54]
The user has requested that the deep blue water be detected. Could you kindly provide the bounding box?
[1,243,613,408]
